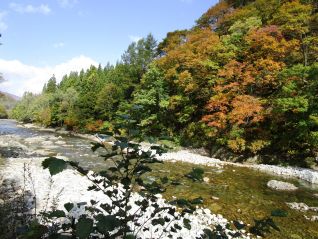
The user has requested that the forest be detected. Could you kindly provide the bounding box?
[11,0,318,166]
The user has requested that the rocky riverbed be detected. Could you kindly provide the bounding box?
[0,120,252,238]
[19,122,318,185]
[1,119,318,238]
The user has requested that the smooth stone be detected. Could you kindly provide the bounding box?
[267,180,298,191]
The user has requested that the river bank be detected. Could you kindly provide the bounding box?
[18,121,318,185]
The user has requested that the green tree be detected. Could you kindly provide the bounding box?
[43,75,57,94]
[271,0,317,66]
[131,65,169,137]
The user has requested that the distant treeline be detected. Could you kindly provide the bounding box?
[12,0,318,166]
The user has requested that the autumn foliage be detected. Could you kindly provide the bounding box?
[157,0,318,163]
[12,0,318,165]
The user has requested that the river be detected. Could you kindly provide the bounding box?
[0,119,318,238]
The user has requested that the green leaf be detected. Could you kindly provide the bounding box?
[133,165,152,174]
[202,228,214,238]
[24,221,48,238]
[233,220,245,230]
[183,218,191,230]
[42,157,67,175]
[124,235,136,239]
[76,218,93,239]
[190,197,204,204]
[171,198,191,207]
[121,177,131,186]
[48,210,66,218]
[64,202,74,212]
[56,235,73,239]
[91,142,104,152]
[101,152,118,160]
[151,218,165,226]
[42,157,67,176]
[96,215,120,233]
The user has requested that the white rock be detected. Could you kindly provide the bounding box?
[157,150,223,168]
[267,180,298,191]
[286,202,309,211]
[254,164,318,184]
[304,215,318,221]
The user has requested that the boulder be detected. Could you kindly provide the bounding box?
[267,180,298,191]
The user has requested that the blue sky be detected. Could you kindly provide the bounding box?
[0,0,217,96]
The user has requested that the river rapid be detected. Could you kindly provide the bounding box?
[0,119,318,238]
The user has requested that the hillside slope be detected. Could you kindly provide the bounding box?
[11,0,318,166]
[0,91,19,118]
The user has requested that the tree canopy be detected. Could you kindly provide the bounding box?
[12,1,318,166]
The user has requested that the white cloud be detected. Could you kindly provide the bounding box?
[9,2,51,15]
[0,11,8,31]
[53,42,65,48]
[129,35,142,42]
[58,0,78,8]
[0,55,98,96]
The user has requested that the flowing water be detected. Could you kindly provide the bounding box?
[0,119,318,238]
